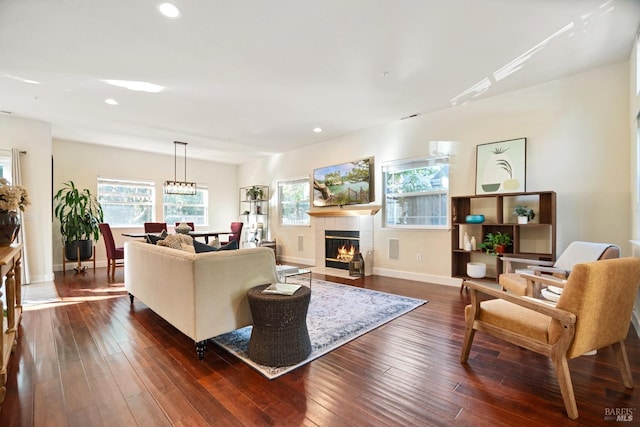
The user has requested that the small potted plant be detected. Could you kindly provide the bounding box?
[513,205,535,224]
[479,232,512,255]
[246,185,264,201]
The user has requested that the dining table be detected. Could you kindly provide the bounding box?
[122,230,231,244]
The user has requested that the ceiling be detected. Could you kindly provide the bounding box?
[1,0,639,164]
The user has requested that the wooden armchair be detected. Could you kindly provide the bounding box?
[461,257,640,420]
[500,241,620,297]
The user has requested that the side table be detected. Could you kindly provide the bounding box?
[247,284,311,367]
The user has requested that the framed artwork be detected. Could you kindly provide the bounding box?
[475,138,526,194]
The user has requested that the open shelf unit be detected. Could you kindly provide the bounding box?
[451,191,556,281]
[239,185,269,247]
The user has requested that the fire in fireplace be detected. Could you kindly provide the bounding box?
[325,230,360,270]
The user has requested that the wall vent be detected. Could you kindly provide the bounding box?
[389,238,399,260]
[297,235,304,252]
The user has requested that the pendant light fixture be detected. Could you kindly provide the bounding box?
[163,141,197,195]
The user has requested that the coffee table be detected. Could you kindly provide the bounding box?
[276,265,312,287]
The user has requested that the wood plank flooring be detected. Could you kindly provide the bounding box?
[0,267,638,426]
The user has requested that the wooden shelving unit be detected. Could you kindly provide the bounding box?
[0,243,22,405]
[239,185,269,247]
[451,191,556,281]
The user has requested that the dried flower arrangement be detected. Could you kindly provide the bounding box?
[0,178,30,212]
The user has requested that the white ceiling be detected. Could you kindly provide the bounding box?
[1,0,639,164]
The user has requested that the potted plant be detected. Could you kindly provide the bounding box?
[246,185,264,201]
[513,205,535,224]
[54,181,104,261]
[479,232,512,255]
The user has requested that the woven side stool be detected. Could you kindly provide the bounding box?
[247,284,311,367]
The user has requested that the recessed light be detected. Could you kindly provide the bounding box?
[101,79,164,93]
[158,3,181,18]
[313,127,323,133]
[105,98,118,105]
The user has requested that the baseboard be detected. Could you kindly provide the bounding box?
[372,267,463,287]
[27,272,55,284]
[277,255,314,266]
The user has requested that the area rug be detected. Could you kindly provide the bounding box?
[211,279,427,379]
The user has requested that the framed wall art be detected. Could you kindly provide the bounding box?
[475,138,526,194]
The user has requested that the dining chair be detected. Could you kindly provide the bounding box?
[221,222,243,245]
[98,223,124,281]
[144,222,167,233]
[461,257,640,420]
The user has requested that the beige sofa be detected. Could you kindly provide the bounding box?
[124,240,279,359]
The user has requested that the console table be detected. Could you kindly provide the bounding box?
[0,243,22,405]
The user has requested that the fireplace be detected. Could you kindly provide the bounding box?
[325,230,360,270]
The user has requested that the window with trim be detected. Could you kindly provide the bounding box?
[163,186,208,226]
[279,178,310,226]
[382,156,449,228]
[98,178,155,227]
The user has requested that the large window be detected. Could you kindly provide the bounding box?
[279,178,310,226]
[98,178,155,227]
[163,186,208,226]
[382,156,449,228]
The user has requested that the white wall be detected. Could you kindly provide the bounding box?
[0,114,53,283]
[52,139,238,270]
[240,62,632,285]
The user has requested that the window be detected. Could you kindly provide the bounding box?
[98,178,155,227]
[163,186,208,226]
[382,156,449,228]
[279,178,310,226]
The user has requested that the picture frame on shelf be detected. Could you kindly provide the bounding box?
[475,138,526,195]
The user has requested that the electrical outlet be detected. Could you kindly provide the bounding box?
[416,253,423,262]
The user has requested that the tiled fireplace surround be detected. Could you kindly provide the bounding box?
[312,215,374,277]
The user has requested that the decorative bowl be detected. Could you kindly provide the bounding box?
[465,214,485,224]
[467,262,486,278]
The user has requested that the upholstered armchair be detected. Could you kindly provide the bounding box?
[461,257,640,420]
[99,223,124,281]
[500,241,620,298]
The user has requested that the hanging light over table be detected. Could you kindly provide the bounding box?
[164,141,197,195]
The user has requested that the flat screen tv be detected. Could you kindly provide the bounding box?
[313,157,373,207]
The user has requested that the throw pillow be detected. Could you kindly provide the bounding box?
[181,243,196,253]
[157,234,193,250]
[146,233,165,244]
[209,237,221,249]
[193,239,218,253]
[219,240,239,251]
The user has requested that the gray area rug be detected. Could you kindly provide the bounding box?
[211,278,427,379]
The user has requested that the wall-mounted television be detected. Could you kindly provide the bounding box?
[313,157,373,207]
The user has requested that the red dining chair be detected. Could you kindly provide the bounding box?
[144,222,167,233]
[221,222,243,245]
[99,223,124,281]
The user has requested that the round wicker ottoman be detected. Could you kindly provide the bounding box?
[247,284,311,367]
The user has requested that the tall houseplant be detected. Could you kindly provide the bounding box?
[54,181,103,260]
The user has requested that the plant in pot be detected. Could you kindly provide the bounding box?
[513,205,535,224]
[479,232,512,255]
[54,181,104,261]
[246,185,264,201]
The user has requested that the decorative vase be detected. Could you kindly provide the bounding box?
[517,216,528,224]
[176,222,192,234]
[0,210,20,246]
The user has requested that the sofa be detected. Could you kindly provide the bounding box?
[124,240,280,359]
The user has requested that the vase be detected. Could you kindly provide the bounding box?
[176,222,192,234]
[0,210,20,246]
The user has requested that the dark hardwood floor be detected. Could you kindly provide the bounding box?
[1,267,639,426]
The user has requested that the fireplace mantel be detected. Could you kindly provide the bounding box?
[307,205,381,217]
